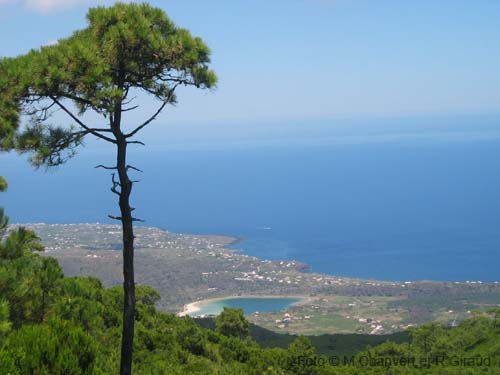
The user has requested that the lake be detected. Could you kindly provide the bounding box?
[190,297,303,317]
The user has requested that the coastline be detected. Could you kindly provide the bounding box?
[19,222,500,334]
[19,222,499,284]
[177,294,310,317]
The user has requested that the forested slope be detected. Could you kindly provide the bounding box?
[0,226,499,374]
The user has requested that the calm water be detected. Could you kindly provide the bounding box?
[2,116,500,282]
[192,297,302,316]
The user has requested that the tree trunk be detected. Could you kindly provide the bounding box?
[116,136,135,375]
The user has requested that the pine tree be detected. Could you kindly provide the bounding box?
[0,4,216,373]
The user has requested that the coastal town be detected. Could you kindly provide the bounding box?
[20,223,500,335]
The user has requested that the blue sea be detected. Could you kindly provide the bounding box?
[2,114,500,282]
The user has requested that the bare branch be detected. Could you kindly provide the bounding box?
[133,84,159,97]
[82,128,113,133]
[112,173,122,186]
[126,165,143,173]
[122,105,139,112]
[122,95,136,106]
[50,96,117,144]
[127,141,145,146]
[132,217,145,223]
[109,173,122,196]
[95,165,118,170]
[124,101,168,138]
[25,100,57,122]
[108,215,122,221]
[158,76,196,86]
[124,83,179,138]
[122,86,131,101]
[60,93,95,108]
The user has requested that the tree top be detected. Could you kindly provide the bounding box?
[0,2,217,165]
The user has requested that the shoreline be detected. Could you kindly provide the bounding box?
[177,294,311,317]
[18,222,500,285]
[18,222,500,334]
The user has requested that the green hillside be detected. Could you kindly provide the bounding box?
[0,227,499,374]
[195,317,410,357]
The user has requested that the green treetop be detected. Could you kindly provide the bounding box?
[215,307,250,339]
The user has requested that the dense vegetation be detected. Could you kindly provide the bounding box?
[195,318,410,358]
[0,224,499,374]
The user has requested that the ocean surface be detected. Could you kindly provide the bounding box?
[191,297,302,317]
[2,114,500,282]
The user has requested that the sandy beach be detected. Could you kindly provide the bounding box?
[177,295,310,317]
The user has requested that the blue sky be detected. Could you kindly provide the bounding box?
[1,0,500,140]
